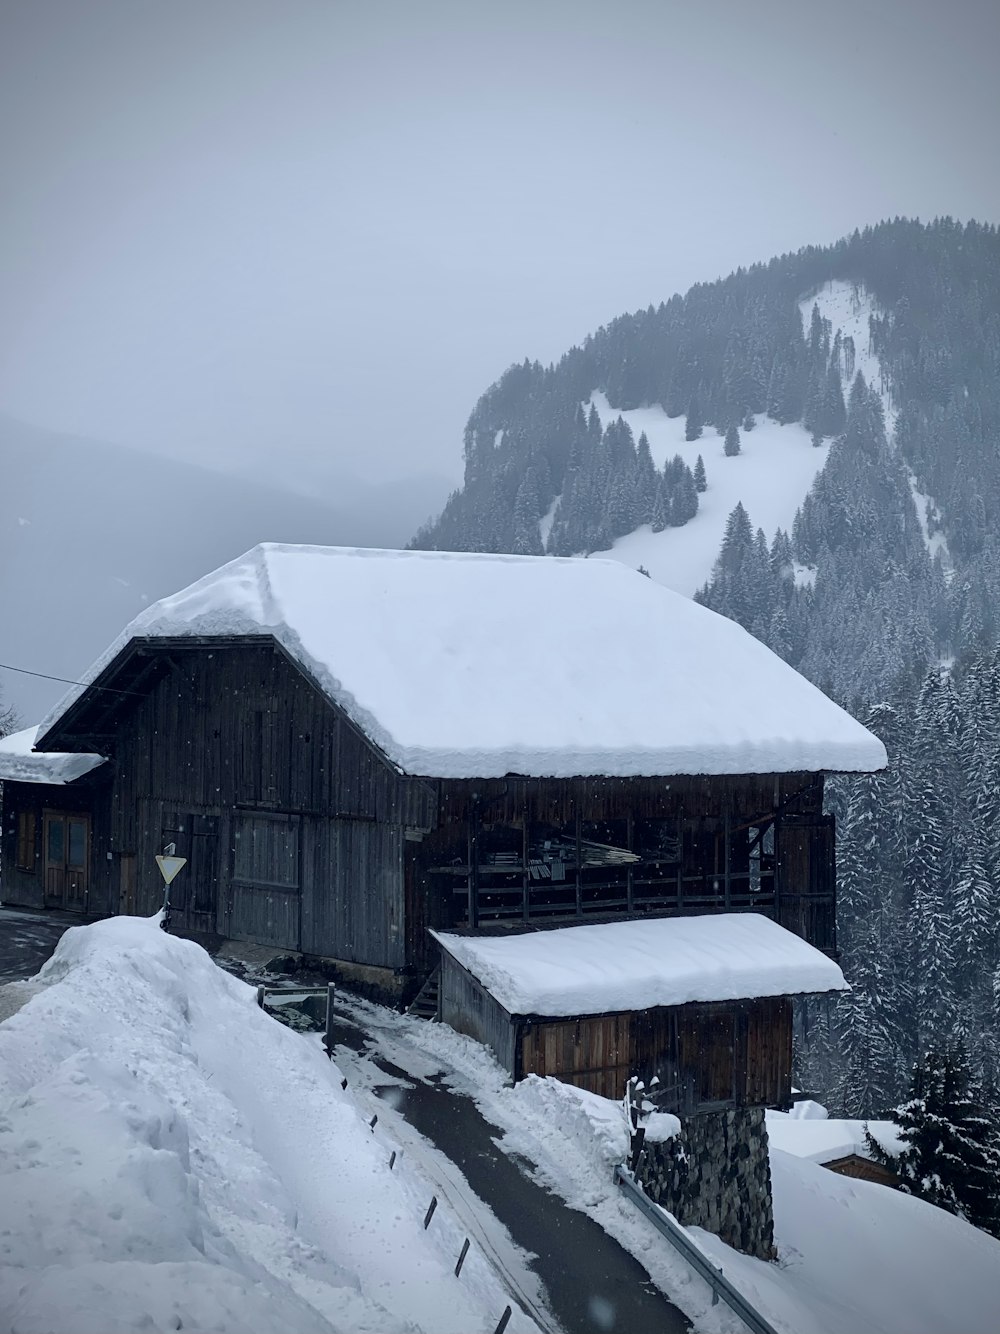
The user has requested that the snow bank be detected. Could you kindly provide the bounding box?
[37,543,886,779]
[0,916,533,1334]
[691,1147,1000,1334]
[433,913,847,1017]
[0,724,105,784]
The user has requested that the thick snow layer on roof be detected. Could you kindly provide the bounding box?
[0,725,105,785]
[765,1109,903,1165]
[433,913,847,1016]
[39,543,886,778]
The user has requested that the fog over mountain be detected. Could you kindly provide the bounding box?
[1,415,447,721]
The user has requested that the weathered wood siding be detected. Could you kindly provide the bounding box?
[301,818,405,967]
[68,642,433,966]
[472,995,790,1105]
[438,950,517,1074]
[520,1014,632,1096]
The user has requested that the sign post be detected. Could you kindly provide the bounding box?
[155,845,187,932]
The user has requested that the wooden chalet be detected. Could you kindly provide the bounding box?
[2,544,886,1067]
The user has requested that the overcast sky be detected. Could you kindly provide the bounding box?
[2,0,998,488]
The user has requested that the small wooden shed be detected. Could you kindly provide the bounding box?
[434,913,848,1109]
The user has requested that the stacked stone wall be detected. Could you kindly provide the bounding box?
[635,1107,775,1259]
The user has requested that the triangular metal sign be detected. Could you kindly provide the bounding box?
[155,854,187,885]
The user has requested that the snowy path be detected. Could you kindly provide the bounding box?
[323,1003,690,1334]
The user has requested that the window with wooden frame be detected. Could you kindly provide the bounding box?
[16,811,36,872]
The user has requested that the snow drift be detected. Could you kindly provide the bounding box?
[0,916,532,1334]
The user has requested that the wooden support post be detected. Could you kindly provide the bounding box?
[521,802,529,923]
[574,801,582,918]
[626,811,634,913]
[468,802,479,929]
[494,1306,512,1334]
[324,981,336,1058]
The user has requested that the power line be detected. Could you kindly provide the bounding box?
[0,661,143,698]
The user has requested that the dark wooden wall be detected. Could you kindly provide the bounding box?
[487,991,791,1105]
[61,642,435,969]
[439,950,517,1073]
[421,773,835,953]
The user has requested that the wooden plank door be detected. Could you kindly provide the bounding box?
[43,812,90,913]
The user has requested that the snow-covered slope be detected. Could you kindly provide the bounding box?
[585,394,829,596]
[0,916,535,1334]
[802,280,952,573]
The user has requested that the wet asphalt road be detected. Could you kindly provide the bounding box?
[0,907,78,984]
[325,1009,690,1334]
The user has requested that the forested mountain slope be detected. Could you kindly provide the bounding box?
[412,217,1000,1123]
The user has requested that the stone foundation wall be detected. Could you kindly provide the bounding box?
[635,1107,775,1259]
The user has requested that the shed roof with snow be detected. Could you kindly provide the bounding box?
[0,725,105,786]
[432,913,848,1018]
[37,543,886,779]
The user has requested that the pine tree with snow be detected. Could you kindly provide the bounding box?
[867,1045,1000,1237]
[684,392,703,442]
[724,423,741,456]
[693,454,707,492]
[650,478,668,533]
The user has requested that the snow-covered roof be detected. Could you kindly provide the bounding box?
[432,913,848,1016]
[38,543,886,779]
[765,1110,903,1165]
[0,725,106,785]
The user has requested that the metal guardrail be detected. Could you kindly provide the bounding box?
[613,1164,781,1334]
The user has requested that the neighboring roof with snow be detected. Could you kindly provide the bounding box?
[432,913,848,1016]
[0,725,106,785]
[37,543,887,779]
[765,1110,904,1165]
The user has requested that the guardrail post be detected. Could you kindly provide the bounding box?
[454,1237,470,1277]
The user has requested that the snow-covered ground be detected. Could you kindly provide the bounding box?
[0,917,538,1334]
[585,392,829,596]
[803,280,952,575]
[340,997,1000,1334]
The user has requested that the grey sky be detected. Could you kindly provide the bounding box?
[2,0,998,488]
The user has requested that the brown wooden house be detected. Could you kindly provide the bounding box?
[2,544,886,1030]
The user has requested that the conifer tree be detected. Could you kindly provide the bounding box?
[866,1045,1000,1237]
[693,454,707,493]
[724,423,741,456]
[685,391,703,442]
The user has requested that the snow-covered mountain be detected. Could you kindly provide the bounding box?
[410,218,1000,1129]
[1,415,447,721]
